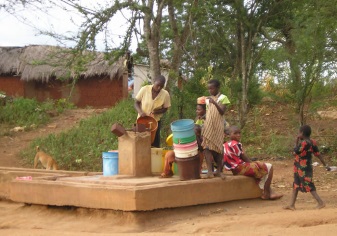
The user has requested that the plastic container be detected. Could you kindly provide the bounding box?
[197,96,206,104]
[137,116,158,143]
[329,166,337,172]
[151,148,163,174]
[166,134,173,146]
[16,176,33,180]
[173,134,196,144]
[162,149,169,170]
[173,140,198,152]
[173,162,179,175]
[171,119,195,139]
[175,155,200,180]
[174,146,199,158]
[102,151,118,176]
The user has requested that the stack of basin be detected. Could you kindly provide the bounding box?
[171,119,200,180]
[173,140,198,158]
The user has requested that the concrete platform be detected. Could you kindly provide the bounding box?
[0,167,99,200]
[1,167,262,211]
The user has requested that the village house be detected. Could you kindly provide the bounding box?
[0,45,128,108]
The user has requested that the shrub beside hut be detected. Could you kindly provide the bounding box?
[0,45,128,108]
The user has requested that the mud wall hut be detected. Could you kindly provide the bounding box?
[0,45,128,108]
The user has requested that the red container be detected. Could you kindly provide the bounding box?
[175,155,200,181]
[136,116,158,143]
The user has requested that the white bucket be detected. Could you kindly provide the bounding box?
[174,146,198,158]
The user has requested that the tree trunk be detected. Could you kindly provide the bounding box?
[143,0,166,82]
[239,21,248,127]
[282,24,302,112]
[167,0,198,88]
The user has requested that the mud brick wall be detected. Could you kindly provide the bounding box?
[0,76,24,97]
[24,79,64,102]
[75,75,127,108]
[1,73,127,108]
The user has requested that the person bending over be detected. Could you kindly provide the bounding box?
[134,75,171,147]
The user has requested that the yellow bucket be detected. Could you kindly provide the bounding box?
[166,133,173,146]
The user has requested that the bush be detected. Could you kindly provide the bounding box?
[0,98,50,127]
[0,97,75,135]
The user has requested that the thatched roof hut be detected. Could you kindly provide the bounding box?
[0,45,125,82]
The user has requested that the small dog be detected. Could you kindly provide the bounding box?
[34,146,58,170]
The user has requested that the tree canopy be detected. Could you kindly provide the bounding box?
[2,0,337,126]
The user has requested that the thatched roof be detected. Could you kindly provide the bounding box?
[0,45,125,82]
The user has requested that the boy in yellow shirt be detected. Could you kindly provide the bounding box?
[134,75,171,147]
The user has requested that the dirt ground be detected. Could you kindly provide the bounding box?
[1,106,337,236]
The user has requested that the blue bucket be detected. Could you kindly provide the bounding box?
[170,119,195,138]
[102,151,118,176]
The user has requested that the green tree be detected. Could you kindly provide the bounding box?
[262,0,337,124]
[182,0,278,127]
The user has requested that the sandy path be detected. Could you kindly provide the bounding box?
[1,188,337,236]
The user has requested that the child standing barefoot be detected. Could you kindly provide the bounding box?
[202,79,230,178]
[284,125,330,210]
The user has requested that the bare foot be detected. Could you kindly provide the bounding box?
[261,195,269,200]
[220,173,226,180]
[316,203,326,209]
[201,173,214,179]
[214,172,221,177]
[159,172,173,178]
[269,193,283,200]
[261,193,283,200]
[283,205,296,211]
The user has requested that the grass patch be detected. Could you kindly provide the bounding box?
[20,98,137,171]
[243,132,293,158]
[241,105,295,159]
[0,97,74,136]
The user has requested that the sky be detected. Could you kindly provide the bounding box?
[0,0,136,51]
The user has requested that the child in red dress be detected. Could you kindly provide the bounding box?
[284,125,330,210]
